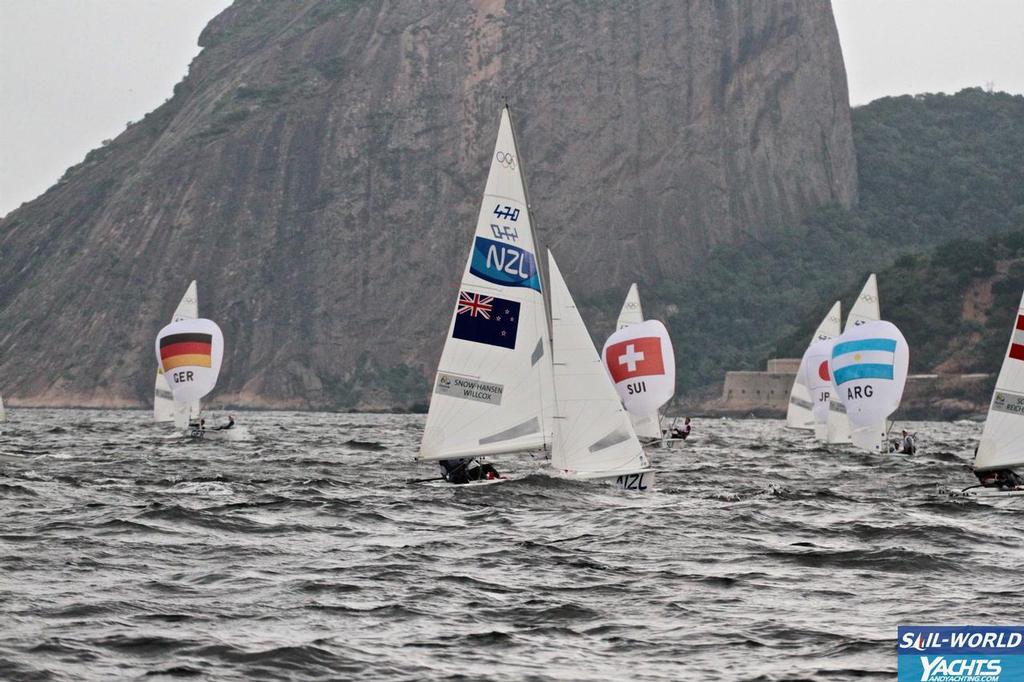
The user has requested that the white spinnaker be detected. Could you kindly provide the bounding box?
[614,284,661,439]
[829,320,909,453]
[616,283,644,330]
[548,252,650,478]
[418,107,554,461]
[975,290,1024,472]
[801,339,835,440]
[154,281,199,422]
[787,301,841,430]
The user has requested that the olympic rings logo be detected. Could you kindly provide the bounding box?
[496,151,516,169]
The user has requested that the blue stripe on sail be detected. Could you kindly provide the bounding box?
[833,363,894,385]
[832,338,898,358]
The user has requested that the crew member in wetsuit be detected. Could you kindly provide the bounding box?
[976,469,1024,490]
[670,418,692,441]
[439,458,501,484]
[216,415,235,430]
[896,430,915,454]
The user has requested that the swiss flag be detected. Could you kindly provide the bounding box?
[605,337,665,382]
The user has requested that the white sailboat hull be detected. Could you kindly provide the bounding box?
[555,468,656,491]
[940,486,1024,502]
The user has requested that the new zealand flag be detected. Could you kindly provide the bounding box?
[452,290,520,350]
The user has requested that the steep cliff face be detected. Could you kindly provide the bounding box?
[0,0,856,409]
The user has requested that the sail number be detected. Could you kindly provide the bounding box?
[491,223,519,242]
[493,204,520,221]
[616,473,648,491]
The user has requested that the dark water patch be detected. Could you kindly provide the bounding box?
[764,546,960,573]
[144,664,205,677]
[0,482,38,496]
[343,439,387,451]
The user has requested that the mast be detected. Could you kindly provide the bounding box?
[506,102,553,449]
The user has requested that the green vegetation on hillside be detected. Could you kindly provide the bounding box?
[775,230,1024,375]
[645,89,1024,395]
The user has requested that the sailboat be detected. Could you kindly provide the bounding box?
[418,106,553,472]
[154,281,199,426]
[833,274,889,448]
[549,254,654,490]
[822,274,882,444]
[612,284,665,444]
[155,317,232,439]
[964,290,1024,497]
[787,301,841,432]
[0,392,6,424]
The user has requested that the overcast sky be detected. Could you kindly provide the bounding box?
[1,0,1022,217]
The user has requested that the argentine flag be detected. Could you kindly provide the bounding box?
[830,338,897,385]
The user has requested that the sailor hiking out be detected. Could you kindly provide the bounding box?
[439,458,502,484]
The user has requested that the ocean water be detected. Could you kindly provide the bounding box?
[0,410,1021,681]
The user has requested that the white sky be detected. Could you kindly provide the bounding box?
[833,0,1024,105]
[1,0,1022,217]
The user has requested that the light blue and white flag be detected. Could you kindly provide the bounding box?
[828,320,909,439]
[830,338,898,385]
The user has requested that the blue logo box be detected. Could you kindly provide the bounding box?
[898,626,1024,682]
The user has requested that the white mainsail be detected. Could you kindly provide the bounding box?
[787,301,841,430]
[616,283,644,330]
[844,274,880,332]
[418,107,554,461]
[548,252,651,481]
[613,283,662,441]
[154,281,199,423]
[974,290,1024,473]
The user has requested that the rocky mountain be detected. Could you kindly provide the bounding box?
[0,0,856,410]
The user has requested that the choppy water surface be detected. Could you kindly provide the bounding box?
[1,410,1021,681]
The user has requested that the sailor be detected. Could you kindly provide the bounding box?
[896,430,915,454]
[976,469,1024,490]
[439,458,501,484]
[216,415,235,431]
[671,418,692,441]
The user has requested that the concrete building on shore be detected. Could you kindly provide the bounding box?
[718,359,801,415]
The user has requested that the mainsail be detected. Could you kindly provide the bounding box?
[612,284,662,441]
[974,290,1024,473]
[154,281,199,423]
[548,252,650,479]
[418,107,554,461]
[845,274,880,331]
[787,301,841,430]
[616,283,644,330]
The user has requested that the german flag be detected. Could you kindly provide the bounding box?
[160,332,213,372]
